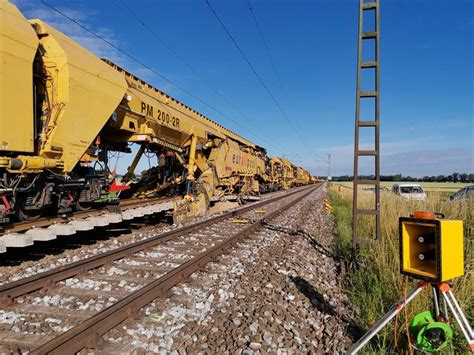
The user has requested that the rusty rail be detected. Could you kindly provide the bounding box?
[0,185,317,303]
[26,184,319,354]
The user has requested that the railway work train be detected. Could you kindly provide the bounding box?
[0,0,315,225]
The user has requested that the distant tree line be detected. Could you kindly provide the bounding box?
[329,173,474,183]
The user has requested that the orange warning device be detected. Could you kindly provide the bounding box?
[399,211,464,282]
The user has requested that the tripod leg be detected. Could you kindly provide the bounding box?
[447,290,474,339]
[345,284,425,354]
[441,290,474,349]
[432,286,440,318]
[442,290,449,321]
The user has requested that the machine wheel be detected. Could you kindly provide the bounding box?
[76,200,93,211]
[17,207,43,221]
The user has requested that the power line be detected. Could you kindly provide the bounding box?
[40,0,284,155]
[41,1,268,150]
[40,0,313,170]
[205,0,319,162]
[116,0,200,80]
[247,2,333,170]
[314,156,328,163]
[247,0,286,96]
[40,1,220,116]
[114,0,286,155]
[247,0,327,163]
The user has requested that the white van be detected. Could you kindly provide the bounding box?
[392,184,427,201]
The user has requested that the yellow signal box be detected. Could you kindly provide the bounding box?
[400,212,464,282]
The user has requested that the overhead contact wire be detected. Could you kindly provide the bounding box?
[246,0,329,169]
[115,0,286,155]
[247,0,286,96]
[40,0,279,152]
[205,0,320,166]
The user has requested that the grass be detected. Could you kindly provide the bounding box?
[335,181,471,192]
[328,185,473,353]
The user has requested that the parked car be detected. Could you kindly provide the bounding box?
[449,185,474,201]
[392,184,427,201]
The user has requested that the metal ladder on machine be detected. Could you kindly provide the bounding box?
[352,0,380,247]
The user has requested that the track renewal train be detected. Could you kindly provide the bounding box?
[0,1,316,224]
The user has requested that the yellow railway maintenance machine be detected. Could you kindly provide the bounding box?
[347,211,473,354]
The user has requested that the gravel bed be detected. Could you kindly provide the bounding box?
[0,226,169,285]
[0,188,312,353]
[0,189,294,286]
[97,185,356,354]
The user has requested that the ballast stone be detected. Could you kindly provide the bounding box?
[1,233,34,247]
[25,228,57,241]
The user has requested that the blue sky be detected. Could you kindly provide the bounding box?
[14,0,473,176]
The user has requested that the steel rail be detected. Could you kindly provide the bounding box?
[0,184,317,304]
[30,184,319,354]
[0,195,178,235]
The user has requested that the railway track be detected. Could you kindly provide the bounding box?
[0,192,265,254]
[1,195,174,233]
[0,184,320,354]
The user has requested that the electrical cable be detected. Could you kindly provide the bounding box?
[41,0,313,172]
[116,0,203,81]
[40,0,214,110]
[115,0,287,155]
[205,0,320,166]
[111,152,123,173]
[247,0,286,96]
[40,0,270,150]
[247,0,328,165]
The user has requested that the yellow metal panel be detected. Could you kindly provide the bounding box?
[440,220,464,282]
[0,0,38,152]
[208,140,265,180]
[401,218,464,282]
[401,221,438,280]
[30,20,128,172]
[105,60,259,150]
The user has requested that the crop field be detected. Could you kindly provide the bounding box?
[334,181,470,193]
[328,185,473,353]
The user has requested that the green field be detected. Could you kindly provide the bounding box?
[334,181,471,192]
[328,184,473,353]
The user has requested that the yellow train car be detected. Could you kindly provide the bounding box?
[295,167,311,186]
[0,0,309,223]
[268,158,296,190]
[1,1,127,220]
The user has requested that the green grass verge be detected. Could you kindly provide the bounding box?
[335,181,471,192]
[328,189,473,354]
